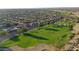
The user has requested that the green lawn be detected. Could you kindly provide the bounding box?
[0,29,6,35]
[0,21,74,48]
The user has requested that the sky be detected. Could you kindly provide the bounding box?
[0,0,79,8]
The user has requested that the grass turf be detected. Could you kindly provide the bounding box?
[0,22,73,48]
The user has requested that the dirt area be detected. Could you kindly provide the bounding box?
[73,23,79,34]
[10,44,59,51]
[61,23,79,51]
[72,12,79,17]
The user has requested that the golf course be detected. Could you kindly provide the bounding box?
[0,20,75,49]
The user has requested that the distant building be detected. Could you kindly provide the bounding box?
[3,27,18,32]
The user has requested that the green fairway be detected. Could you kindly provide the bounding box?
[0,21,74,48]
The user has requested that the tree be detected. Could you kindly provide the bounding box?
[0,29,7,35]
[17,28,28,33]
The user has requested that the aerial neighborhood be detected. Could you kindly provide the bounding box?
[0,8,79,51]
